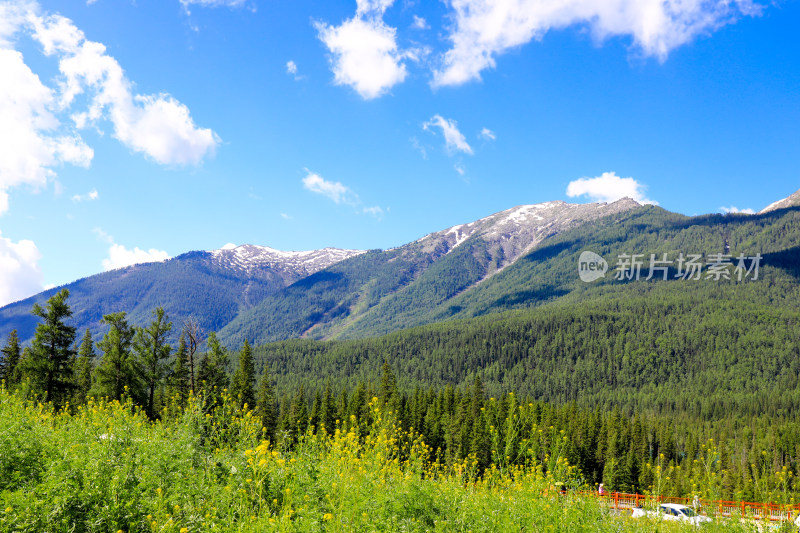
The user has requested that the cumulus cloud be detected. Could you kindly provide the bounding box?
[286,60,297,75]
[566,172,657,204]
[302,169,358,205]
[71,188,98,202]
[0,231,44,306]
[102,243,170,271]
[720,206,755,215]
[433,0,763,87]
[0,46,93,215]
[94,227,170,270]
[315,0,409,99]
[480,127,495,141]
[0,2,219,215]
[423,115,473,155]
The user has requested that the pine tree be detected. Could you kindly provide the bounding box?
[320,380,337,433]
[134,307,172,418]
[182,318,202,395]
[73,329,96,404]
[168,333,190,403]
[256,363,277,442]
[198,331,229,408]
[230,340,256,410]
[93,312,141,402]
[0,330,21,387]
[379,361,398,410]
[20,289,76,407]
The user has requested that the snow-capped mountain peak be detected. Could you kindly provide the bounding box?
[759,188,800,214]
[208,244,365,277]
[414,197,640,272]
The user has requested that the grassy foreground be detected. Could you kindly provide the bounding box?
[0,388,776,532]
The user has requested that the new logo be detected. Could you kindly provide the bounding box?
[578,251,608,282]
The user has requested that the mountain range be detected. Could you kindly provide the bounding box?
[2,188,799,348]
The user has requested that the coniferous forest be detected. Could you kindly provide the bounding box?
[3,286,800,514]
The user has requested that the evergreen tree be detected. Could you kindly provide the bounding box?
[168,333,190,403]
[93,312,141,402]
[134,307,172,418]
[20,289,76,407]
[198,331,229,407]
[320,380,337,433]
[256,363,277,442]
[73,329,96,404]
[230,340,256,409]
[0,330,21,387]
[379,360,398,410]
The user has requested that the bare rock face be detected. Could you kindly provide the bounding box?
[760,188,800,214]
[411,197,640,278]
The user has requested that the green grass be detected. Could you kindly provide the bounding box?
[0,388,778,532]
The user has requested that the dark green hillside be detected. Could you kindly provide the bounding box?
[224,205,800,345]
[217,240,461,345]
[252,284,800,422]
[352,205,800,333]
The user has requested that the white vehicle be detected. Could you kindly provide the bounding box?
[632,503,713,525]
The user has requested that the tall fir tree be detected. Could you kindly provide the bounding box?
[198,331,229,408]
[168,333,190,403]
[20,289,76,407]
[0,329,21,387]
[379,360,398,410]
[230,339,256,410]
[256,363,278,442]
[134,307,172,418]
[73,329,96,404]
[93,312,141,402]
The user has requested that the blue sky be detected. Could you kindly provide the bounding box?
[0,0,799,306]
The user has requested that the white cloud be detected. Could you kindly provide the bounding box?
[179,0,248,9]
[221,242,237,250]
[94,227,169,270]
[566,171,657,204]
[315,0,408,99]
[0,231,43,306]
[302,169,358,205]
[72,188,98,202]
[480,127,495,141]
[410,136,427,159]
[0,2,219,214]
[280,212,292,220]
[0,47,93,215]
[423,115,473,155]
[286,60,297,75]
[412,15,429,30]
[454,163,466,176]
[363,205,384,217]
[433,0,763,87]
[720,206,755,215]
[102,243,170,271]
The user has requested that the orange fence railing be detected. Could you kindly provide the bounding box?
[576,491,800,522]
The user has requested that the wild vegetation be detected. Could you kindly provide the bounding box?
[0,385,780,532]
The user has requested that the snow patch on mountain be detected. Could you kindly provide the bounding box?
[208,244,364,277]
[760,188,800,214]
[415,198,640,272]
